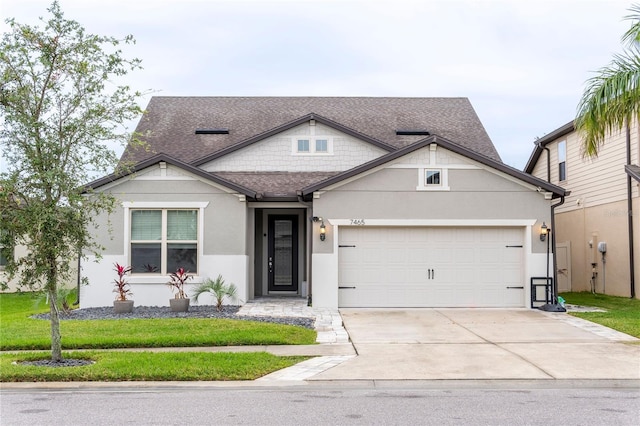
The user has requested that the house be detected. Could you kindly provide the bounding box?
[524,120,638,299]
[81,97,566,309]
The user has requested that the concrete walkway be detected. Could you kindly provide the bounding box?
[237,297,350,344]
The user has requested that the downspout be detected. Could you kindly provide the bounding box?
[535,139,568,311]
[550,195,565,306]
[297,192,313,306]
[540,192,568,312]
[626,123,636,298]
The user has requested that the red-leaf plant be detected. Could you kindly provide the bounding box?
[113,262,133,301]
[168,267,193,299]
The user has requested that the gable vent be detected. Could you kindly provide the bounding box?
[396,130,430,136]
[195,128,229,135]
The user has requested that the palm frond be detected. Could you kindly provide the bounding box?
[622,4,640,46]
[576,47,640,157]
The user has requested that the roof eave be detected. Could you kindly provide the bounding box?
[84,154,257,198]
[303,135,568,198]
[524,120,575,173]
[625,164,640,182]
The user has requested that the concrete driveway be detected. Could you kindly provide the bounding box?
[309,309,640,381]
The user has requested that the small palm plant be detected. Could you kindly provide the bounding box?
[113,263,133,301]
[167,267,193,299]
[191,274,238,311]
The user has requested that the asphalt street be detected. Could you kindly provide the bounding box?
[2,382,638,426]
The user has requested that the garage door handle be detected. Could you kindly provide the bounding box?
[506,286,524,289]
[339,286,356,289]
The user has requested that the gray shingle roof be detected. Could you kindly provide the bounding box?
[212,171,340,197]
[123,96,500,164]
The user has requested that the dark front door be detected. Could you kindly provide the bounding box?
[268,215,299,292]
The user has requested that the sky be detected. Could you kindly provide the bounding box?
[0,0,636,170]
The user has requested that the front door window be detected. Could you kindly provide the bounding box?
[268,215,299,292]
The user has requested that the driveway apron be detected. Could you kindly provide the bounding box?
[309,309,640,381]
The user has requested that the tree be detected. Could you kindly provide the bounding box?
[0,1,144,361]
[576,4,640,156]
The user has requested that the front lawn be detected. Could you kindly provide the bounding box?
[0,292,315,382]
[0,292,316,350]
[560,292,640,338]
[0,351,307,382]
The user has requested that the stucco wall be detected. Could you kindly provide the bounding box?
[80,164,250,308]
[313,167,551,255]
[309,145,554,308]
[93,176,247,256]
[555,198,637,297]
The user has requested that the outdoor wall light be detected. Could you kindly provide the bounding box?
[540,222,549,242]
[320,221,326,241]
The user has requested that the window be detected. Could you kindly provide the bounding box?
[0,247,9,268]
[297,139,310,152]
[292,137,333,154]
[315,139,328,152]
[425,169,441,185]
[130,209,198,274]
[558,140,566,181]
[0,231,11,268]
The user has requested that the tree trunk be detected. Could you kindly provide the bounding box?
[48,287,63,361]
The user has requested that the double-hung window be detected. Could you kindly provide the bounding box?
[130,209,198,274]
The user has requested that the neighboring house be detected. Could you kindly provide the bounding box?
[0,244,29,292]
[81,97,566,309]
[0,244,78,293]
[525,120,638,299]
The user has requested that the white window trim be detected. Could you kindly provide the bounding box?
[122,202,208,283]
[291,137,334,155]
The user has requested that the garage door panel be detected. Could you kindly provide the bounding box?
[338,226,525,308]
[409,247,429,260]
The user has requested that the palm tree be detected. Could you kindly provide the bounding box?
[576,4,640,156]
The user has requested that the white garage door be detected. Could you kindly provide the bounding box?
[338,227,525,308]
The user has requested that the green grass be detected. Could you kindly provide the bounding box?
[560,292,640,338]
[0,292,316,350]
[0,292,316,382]
[0,351,308,382]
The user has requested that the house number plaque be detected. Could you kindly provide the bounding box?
[350,219,366,225]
